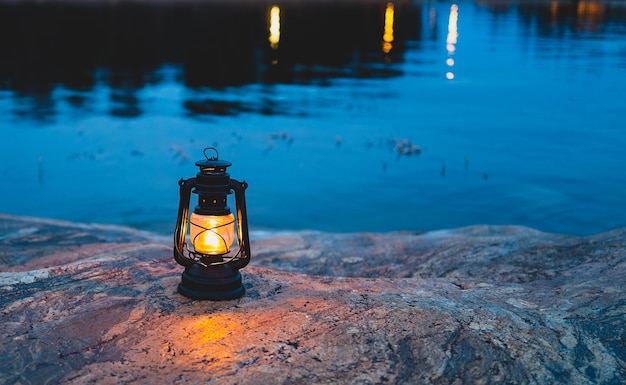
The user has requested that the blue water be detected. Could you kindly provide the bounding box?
[1,1,625,235]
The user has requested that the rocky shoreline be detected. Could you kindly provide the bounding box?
[1,213,625,384]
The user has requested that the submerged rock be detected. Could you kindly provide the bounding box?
[0,213,624,384]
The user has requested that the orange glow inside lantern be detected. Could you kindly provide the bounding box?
[189,212,235,255]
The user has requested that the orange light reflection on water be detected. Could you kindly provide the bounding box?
[576,1,605,32]
[382,3,395,54]
[269,5,281,49]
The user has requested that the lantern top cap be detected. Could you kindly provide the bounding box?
[195,147,232,169]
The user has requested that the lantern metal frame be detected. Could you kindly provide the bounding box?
[173,147,251,300]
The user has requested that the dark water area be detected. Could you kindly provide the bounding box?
[1,0,626,235]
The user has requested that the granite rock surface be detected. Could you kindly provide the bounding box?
[1,213,625,384]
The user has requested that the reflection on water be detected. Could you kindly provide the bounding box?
[269,5,281,51]
[382,3,395,54]
[1,1,626,235]
[446,4,459,80]
[0,0,411,120]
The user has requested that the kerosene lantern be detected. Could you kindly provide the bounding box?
[173,147,251,300]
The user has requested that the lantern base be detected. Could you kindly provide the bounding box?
[178,263,245,301]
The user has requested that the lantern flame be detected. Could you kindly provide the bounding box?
[189,213,235,255]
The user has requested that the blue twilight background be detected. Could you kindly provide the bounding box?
[1,0,625,235]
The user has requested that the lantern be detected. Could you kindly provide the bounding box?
[173,147,251,300]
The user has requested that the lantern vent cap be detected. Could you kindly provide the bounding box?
[195,147,232,171]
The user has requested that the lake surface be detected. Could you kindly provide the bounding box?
[1,0,625,236]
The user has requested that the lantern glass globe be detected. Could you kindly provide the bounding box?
[189,212,235,255]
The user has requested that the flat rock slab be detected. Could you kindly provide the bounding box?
[1,213,625,384]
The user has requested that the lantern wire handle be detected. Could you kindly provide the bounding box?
[203,147,219,161]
